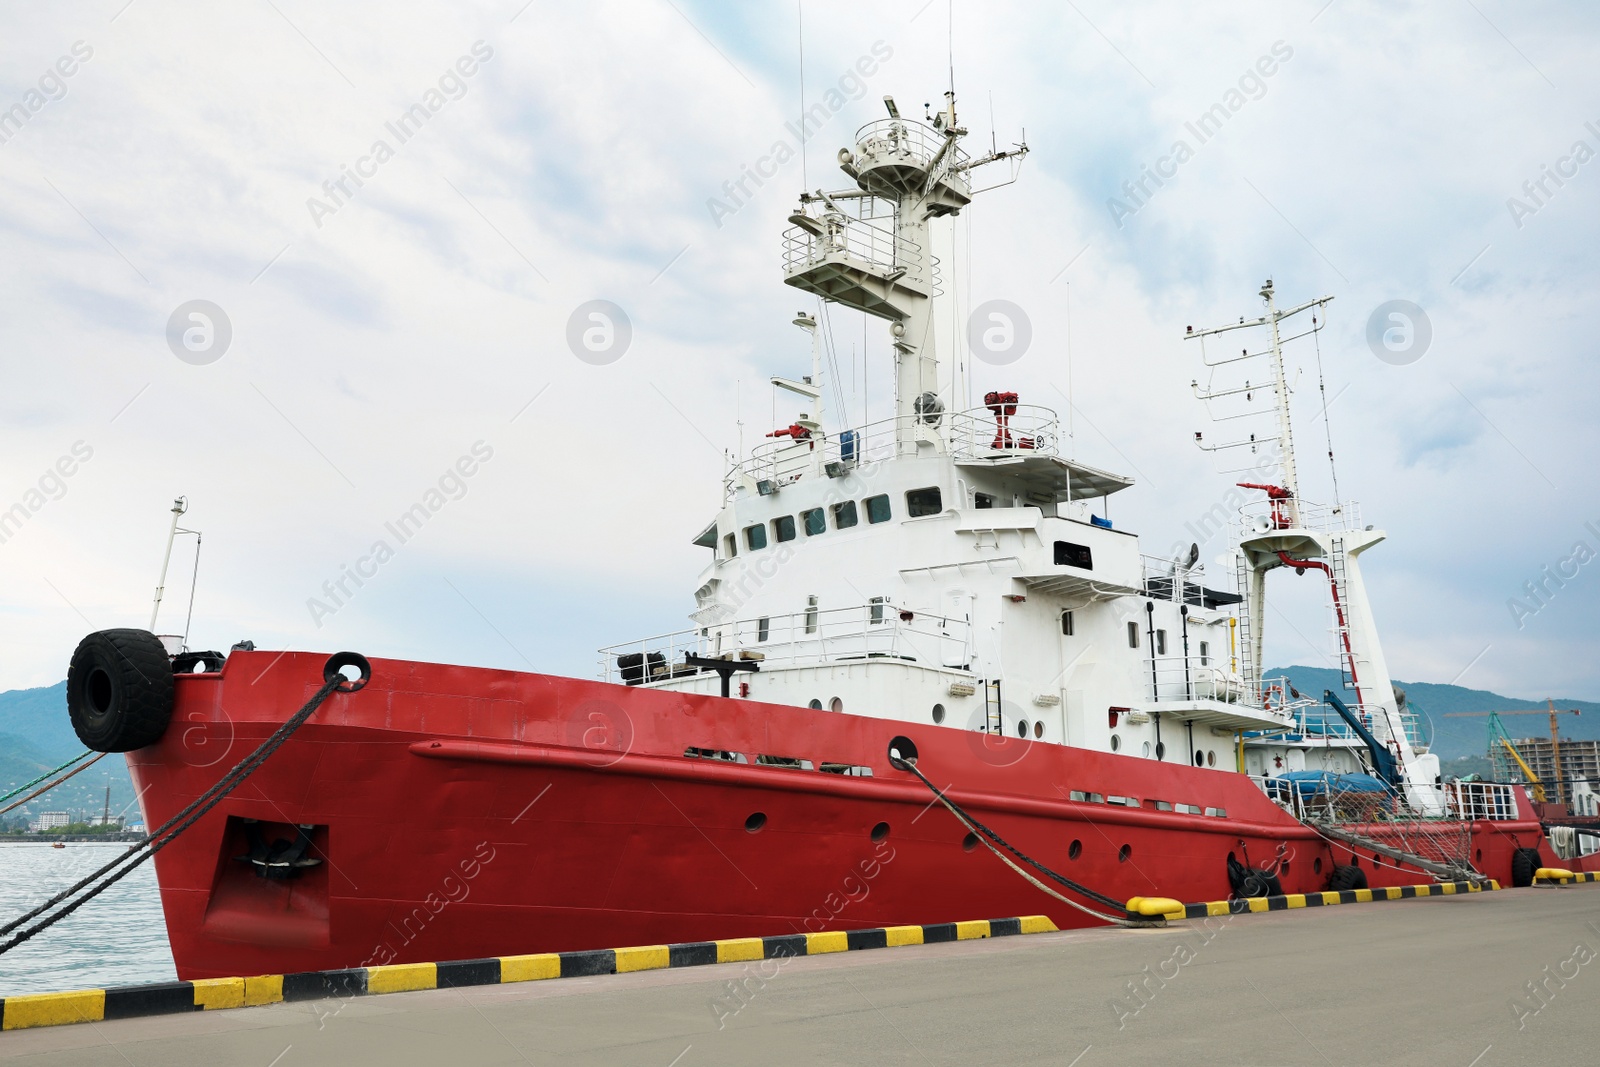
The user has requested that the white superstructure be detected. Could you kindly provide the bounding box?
[601,86,1432,807]
[602,89,1304,775]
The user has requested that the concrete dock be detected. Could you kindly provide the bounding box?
[4,886,1599,1065]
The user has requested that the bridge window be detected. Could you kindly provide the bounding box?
[723,533,737,558]
[757,617,770,642]
[801,508,826,536]
[1061,610,1074,636]
[906,487,942,517]
[975,492,995,509]
[1127,621,1139,649]
[833,500,858,529]
[1156,630,1168,656]
[805,595,819,634]
[864,494,892,523]
[772,515,796,543]
[1054,541,1093,569]
[745,524,767,551]
[1199,641,1210,666]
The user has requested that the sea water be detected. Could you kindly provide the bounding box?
[0,843,174,998]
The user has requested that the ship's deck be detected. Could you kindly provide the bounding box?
[6,885,1596,1065]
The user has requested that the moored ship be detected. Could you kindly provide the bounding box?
[58,85,1591,981]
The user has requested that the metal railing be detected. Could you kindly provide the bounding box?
[1251,774,1521,825]
[852,118,971,189]
[1144,656,1255,706]
[781,212,923,279]
[1440,780,1519,821]
[1232,679,1425,749]
[599,602,971,685]
[1239,497,1363,537]
[1140,555,1212,606]
[946,406,1059,460]
[728,405,1062,490]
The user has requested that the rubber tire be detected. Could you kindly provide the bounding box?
[1511,847,1542,888]
[67,629,175,752]
[1328,864,1368,892]
[1237,869,1284,899]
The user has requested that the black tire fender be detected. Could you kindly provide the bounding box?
[1328,864,1368,892]
[1511,847,1542,888]
[66,629,175,752]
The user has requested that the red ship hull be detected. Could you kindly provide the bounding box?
[130,651,1578,980]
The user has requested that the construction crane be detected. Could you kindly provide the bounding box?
[1496,736,1546,803]
[1443,700,1581,805]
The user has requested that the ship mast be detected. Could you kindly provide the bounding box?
[1263,282,1300,519]
[1186,278,1331,524]
[781,91,1026,451]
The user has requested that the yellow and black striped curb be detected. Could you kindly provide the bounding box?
[1534,869,1600,885]
[0,916,1056,1032]
[1126,879,1499,921]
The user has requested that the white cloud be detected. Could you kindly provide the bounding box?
[1,0,1596,703]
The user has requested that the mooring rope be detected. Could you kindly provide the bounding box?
[0,669,355,957]
[0,752,105,816]
[892,754,1154,928]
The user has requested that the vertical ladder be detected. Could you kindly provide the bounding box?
[1233,553,1257,701]
[1329,535,1355,691]
[987,679,1004,734]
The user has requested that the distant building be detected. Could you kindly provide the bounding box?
[32,811,71,832]
[1509,737,1600,798]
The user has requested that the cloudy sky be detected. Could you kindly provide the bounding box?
[2,0,1597,705]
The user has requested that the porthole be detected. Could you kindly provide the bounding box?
[962,832,979,852]
[932,703,946,724]
[1142,741,1152,758]
[830,696,844,713]
[1118,844,1132,863]
[1194,750,1204,767]
[1110,734,1121,752]
[1068,839,1082,860]
[1016,719,1029,738]
[1206,750,1216,767]
[871,821,891,843]
[745,812,767,833]
[1033,721,1044,739]
[1314,857,1323,875]
[1475,848,1483,862]
[808,699,823,710]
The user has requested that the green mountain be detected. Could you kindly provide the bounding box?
[0,681,136,828]
[1267,665,1600,762]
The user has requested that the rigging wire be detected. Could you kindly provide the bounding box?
[947,0,955,97]
[1310,309,1342,505]
[816,298,849,423]
[1065,281,1075,450]
[181,532,202,653]
[797,0,806,191]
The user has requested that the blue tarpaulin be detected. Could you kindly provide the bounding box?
[1266,770,1392,797]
